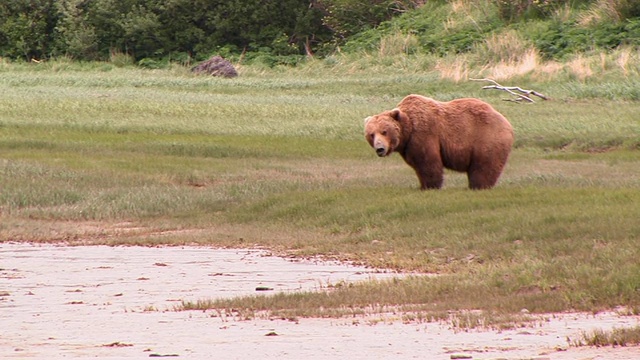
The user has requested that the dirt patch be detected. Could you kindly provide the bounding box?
[1,242,638,359]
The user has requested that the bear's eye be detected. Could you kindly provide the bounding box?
[381,130,387,136]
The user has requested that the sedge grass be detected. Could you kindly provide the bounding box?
[570,326,640,347]
[1,60,640,322]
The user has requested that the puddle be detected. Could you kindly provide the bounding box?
[1,242,639,359]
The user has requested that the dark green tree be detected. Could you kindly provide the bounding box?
[0,0,59,60]
[153,0,211,58]
[56,0,99,60]
[0,0,409,61]
[81,0,163,59]
[313,0,419,41]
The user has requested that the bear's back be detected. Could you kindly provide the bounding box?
[398,94,512,138]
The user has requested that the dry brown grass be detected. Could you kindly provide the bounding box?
[578,0,628,25]
[435,55,470,82]
[434,47,640,82]
[567,54,594,80]
[484,48,540,80]
[616,47,632,76]
[478,30,531,63]
[379,33,419,57]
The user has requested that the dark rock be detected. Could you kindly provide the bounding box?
[191,56,238,78]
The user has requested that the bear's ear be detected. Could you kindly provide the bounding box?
[363,116,372,126]
[390,108,402,121]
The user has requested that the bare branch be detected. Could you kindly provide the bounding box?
[470,78,549,103]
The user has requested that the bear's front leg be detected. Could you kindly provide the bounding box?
[415,166,444,189]
[403,150,444,190]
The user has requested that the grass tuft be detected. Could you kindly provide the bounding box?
[571,326,640,347]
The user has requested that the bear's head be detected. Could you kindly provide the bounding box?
[364,108,406,157]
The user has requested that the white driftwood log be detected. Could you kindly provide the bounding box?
[470,78,549,103]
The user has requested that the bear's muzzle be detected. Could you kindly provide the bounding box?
[375,147,387,156]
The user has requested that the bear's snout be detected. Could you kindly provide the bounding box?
[373,136,390,157]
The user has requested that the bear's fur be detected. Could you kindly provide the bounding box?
[364,94,514,190]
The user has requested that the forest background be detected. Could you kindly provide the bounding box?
[1,0,640,67]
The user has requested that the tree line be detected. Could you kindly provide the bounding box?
[2,1,638,63]
[0,0,420,62]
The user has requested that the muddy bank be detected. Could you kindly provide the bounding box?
[1,243,638,359]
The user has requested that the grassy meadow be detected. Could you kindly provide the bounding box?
[1,54,640,324]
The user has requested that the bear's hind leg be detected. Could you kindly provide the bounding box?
[467,170,497,190]
[467,164,504,190]
[467,160,504,190]
[467,146,511,189]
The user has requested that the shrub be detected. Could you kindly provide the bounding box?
[138,58,167,69]
[493,0,591,22]
[530,19,640,60]
[109,50,134,67]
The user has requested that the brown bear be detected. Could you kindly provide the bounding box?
[364,94,514,190]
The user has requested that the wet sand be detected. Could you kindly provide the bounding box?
[1,242,638,359]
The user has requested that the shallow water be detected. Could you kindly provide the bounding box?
[1,242,638,359]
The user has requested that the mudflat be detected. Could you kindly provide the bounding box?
[1,243,638,359]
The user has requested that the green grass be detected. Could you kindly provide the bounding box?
[570,326,640,347]
[1,59,640,323]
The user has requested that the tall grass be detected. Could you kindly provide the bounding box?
[579,0,638,25]
[571,326,640,347]
[1,58,640,321]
